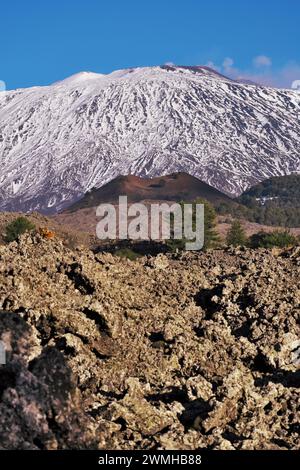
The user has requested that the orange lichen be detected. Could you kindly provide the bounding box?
[39,227,55,239]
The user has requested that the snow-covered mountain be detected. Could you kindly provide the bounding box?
[0,65,299,213]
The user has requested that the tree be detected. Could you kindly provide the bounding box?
[4,217,35,243]
[198,198,219,250]
[166,198,219,252]
[226,220,247,247]
[249,230,298,249]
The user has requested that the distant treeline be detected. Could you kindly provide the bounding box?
[216,174,300,227]
[216,200,300,227]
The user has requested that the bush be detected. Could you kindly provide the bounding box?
[226,220,247,247]
[249,230,298,249]
[4,217,36,243]
[114,248,141,260]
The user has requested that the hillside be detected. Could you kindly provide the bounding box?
[68,172,232,212]
[237,174,300,227]
[0,211,94,248]
[240,174,300,202]
[0,65,299,213]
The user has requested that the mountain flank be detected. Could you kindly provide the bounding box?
[0,65,299,213]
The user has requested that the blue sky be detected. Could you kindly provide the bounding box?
[1,0,300,89]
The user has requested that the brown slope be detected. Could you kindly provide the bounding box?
[67,172,232,212]
[0,211,94,248]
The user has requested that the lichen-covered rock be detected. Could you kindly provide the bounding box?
[0,234,299,449]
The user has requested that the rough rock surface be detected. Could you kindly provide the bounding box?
[0,234,299,449]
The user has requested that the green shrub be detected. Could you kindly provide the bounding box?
[249,230,298,249]
[114,248,141,260]
[226,220,247,246]
[4,217,36,243]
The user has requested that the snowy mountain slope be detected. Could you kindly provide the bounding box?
[0,65,299,213]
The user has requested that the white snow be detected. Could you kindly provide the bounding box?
[53,71,105,87]
[0,65,299,213]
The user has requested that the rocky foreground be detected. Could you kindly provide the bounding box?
[0,234,299,450]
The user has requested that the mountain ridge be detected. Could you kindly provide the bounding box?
[0,64,299,213]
